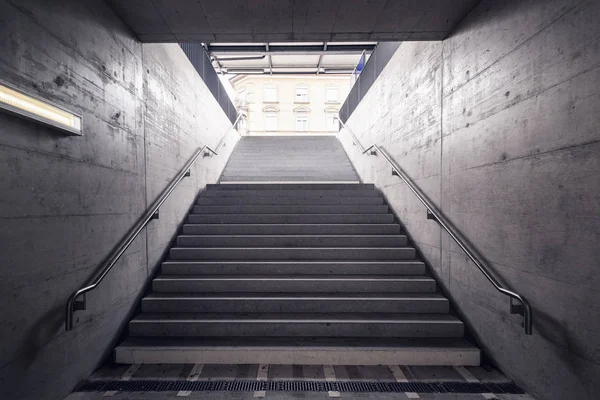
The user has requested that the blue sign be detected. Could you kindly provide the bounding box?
[353,51,366,78]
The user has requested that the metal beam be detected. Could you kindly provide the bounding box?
[266,43,273,75]
[203,43,224,74]
[316,43,327,75]
[207,44,376,55]
[226,69,354,75]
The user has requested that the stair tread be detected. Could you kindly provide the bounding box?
[162,260,424,265]
[196,196,384,199]
[143,292,447,300]
[207,184,374,190]
[188,214,390,216]
[169,247,415,250]
[131,313,462,323]
[154,275,432,281]
[183,224,398,227]
[177,235,406,238]
[117,336,477,349]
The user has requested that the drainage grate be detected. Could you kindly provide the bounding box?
[268,380,327,392]
[76,379,524,394]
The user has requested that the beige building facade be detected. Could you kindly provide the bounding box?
[231,75,351,135]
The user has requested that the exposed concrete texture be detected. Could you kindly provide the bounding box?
[339,1,600,399]
[104,0,481,43]
[0,1,236,399]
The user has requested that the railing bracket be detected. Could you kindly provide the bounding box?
[151,210,159,220]
[510,298,525,316]
[203,151,212,157]
[369,150,377,156]
[391,169,399,176]
[184,170,191,177]
[427,210,439,223]
[74,296,86,311]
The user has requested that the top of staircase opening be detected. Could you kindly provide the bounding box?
[219,136,360,184]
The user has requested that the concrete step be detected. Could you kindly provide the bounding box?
[222,164,356,171]
[141,293,449,314]
[192,205,389,214]
[207,183,374,190]
[114,337,481,365]
[152,275,435,293]
[187,214,394,224]
[219,176,360,182]
[220,177,361,183]
[128,313,464,338]
[202,190,380,197]
[169,247,416,260]
[196,196,385,205]
[161,261,426,275]
[182,224,401,235]
[175,235,408,248]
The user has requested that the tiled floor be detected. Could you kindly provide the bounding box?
[65,364,536,399]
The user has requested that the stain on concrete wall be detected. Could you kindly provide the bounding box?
[0,1,236,399]
[340,1,600,399]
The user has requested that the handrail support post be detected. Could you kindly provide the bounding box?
[74,294,86,311]
[510,298,524,316]
[426,210,440,223]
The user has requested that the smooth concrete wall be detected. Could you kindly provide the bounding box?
[0,1,236,399]
[339,1,600,399]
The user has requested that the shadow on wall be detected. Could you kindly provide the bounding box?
[448,0,563,39]
[16,304,64,371]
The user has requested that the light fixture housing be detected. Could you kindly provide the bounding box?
[0,80,82,135]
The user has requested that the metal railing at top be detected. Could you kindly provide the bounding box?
[338,117,533,335]
[65,114,244,331]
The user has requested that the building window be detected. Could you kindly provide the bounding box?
[326,87,339,103]
[295,86,308,102]
[264,85,277,102]
[265,113,278,131]
[296,114,309,131]
[237,89,246,101]
[326,113,339,131]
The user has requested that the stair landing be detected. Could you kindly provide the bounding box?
[220,136,360,182]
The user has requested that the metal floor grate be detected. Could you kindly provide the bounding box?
[76,379,524,394]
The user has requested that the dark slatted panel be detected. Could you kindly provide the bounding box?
[339,42,401,123]
[179,43,237,124]
[76,379,525,394]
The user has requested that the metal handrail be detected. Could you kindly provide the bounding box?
[65,115,243,331]
[339,117,533,335]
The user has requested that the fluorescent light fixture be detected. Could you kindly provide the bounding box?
[0,81,82,135]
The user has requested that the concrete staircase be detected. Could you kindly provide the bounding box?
[114,183,480,365]
[220,136,361,182]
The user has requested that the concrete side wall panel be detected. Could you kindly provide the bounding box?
[444,0,600,136]
[0,1,234,399]
[443,0,582,93]
[143,42,238,272]
[341,0,600,398]
[444,64,600,173]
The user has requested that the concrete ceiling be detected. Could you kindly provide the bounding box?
[105,0,481,43]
